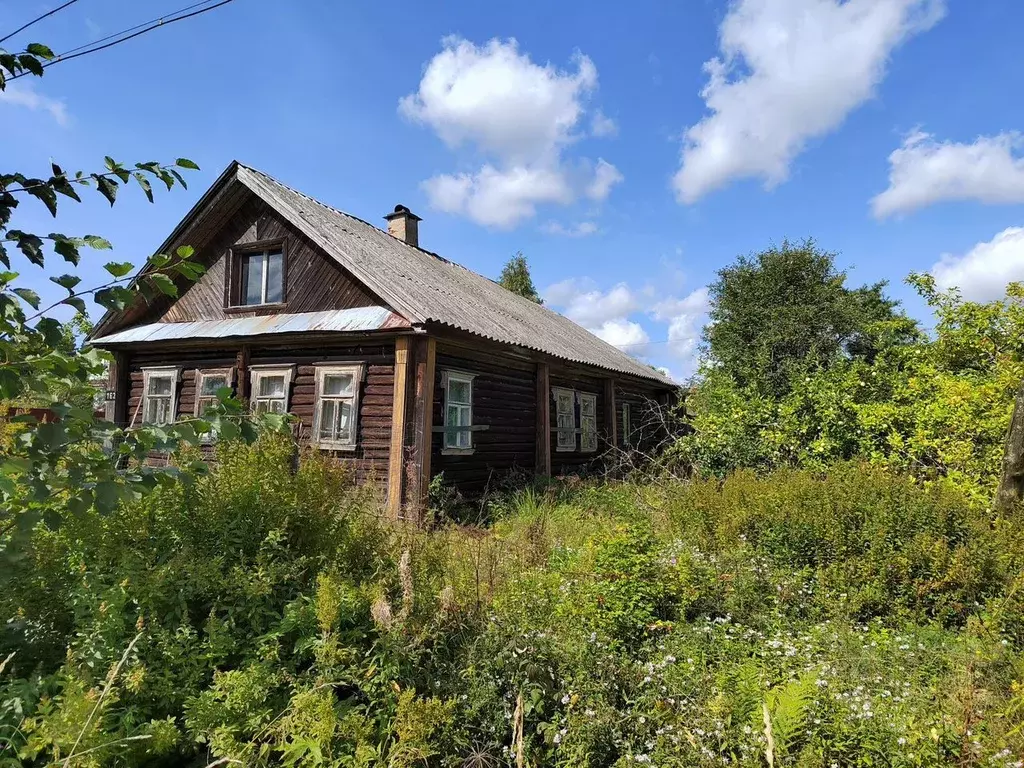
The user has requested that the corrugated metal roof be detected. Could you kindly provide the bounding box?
[233,165,674,386]
[92,306,407,345]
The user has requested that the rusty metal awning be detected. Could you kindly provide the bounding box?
[90,306,409,346]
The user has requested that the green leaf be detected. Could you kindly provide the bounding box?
[27,183,58,217]
[95,285,135,310]
[93,174,118,206]
[169,169,188,190]
[13,287,40,308]
[62,296,87,314]
[17,54,43,77]
[132,171,153,203]
[175,158,200,170]
[149,273,178,297]
[176,245,195,259]
[26,43,54,59]
[103,261,134,278]
[50,274,81,292]
[10,231,44,266]
[0,242,9,269]
[148,253,171,269]
[83,235,112,250]
[50,235,80,265]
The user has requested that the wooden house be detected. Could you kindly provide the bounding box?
[90,162,678,517]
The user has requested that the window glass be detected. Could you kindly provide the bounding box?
[444,373,474,450]
[266,250,284,303]
[142,370,177,425]
[314,365,361,447]
[258,374,286,398]
[322,372,354,397]
[241,253,263,305]
[200,374,229,397]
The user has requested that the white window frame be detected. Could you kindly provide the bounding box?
[312,363,364,450]
[621,401,632,447]
[553,387,576,452]
[141,367,180,426]
[249,364,295,415]
[579,392,598,453]
[194,368,235,417]
[238,247,284,306]
[442,370,476,454]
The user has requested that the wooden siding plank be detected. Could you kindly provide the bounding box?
[603,377,617,448]
[388,337,410,518]
[536,362,551,477]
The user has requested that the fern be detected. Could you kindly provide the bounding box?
[753,674,816,764]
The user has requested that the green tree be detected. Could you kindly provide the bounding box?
[498,252,543,304]
[704,240,916,397]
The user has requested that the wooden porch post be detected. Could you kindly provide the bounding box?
[603,378,617,449]
[405,336,436,522]
[388,337,412,518]
[536,361,551,477]
[107,350,130,426]
[235,344,251,403]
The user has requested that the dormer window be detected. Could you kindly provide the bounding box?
[227,240,286,308]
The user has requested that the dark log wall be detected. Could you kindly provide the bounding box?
[616,382,672,457]
[431,342,536,496]
[156,196,382,323]
[549,365,607,476]
[126,340,394,482]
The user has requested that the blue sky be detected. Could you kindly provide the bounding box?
[3,0,1024,380]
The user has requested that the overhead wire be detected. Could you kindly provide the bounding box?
[7,0,236,79]
[0,0,79,45]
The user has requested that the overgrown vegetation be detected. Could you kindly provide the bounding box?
[677,242,1024,503]
[2,440,1024,766]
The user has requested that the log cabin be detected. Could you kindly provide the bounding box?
[89,161,678,518]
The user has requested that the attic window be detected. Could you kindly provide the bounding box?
[228,240,286,308]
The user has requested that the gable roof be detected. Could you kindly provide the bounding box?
[93,161,674,387]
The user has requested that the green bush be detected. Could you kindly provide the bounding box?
[3,446,1024,766]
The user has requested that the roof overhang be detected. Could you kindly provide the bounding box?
[90,306,409,346]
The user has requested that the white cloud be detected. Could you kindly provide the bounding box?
[543,277,710,378]
[585,158,624,200]
[591,110,618,137]
[673,0,944,203]
[402,37,622,227]
[652,287,711,371]
[592,319,650,351]
[931,227,1024,302]
[543,220,599,237]
[423,165,571,229]
[872,131,1024,218]
[544,279,640,328]
[0,82,69,126]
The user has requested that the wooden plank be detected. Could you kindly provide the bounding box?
[388,337,411,518]
[109,350,130,426]
[536,362,551,477]
[236,345,251,403]
[604,377,617,448]
[417,337,436,514]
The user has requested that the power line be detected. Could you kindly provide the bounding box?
[7,0,236,80]
[0,0,79,45]
[56,0,217,57]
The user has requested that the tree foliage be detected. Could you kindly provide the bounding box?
[498,252,543,304]
[680,246,1024,503]
[704,240,918,397]
[0,40,281,570]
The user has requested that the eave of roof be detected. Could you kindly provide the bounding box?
[91,306,408,345]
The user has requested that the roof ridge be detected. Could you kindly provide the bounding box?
[238,162,461,268]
